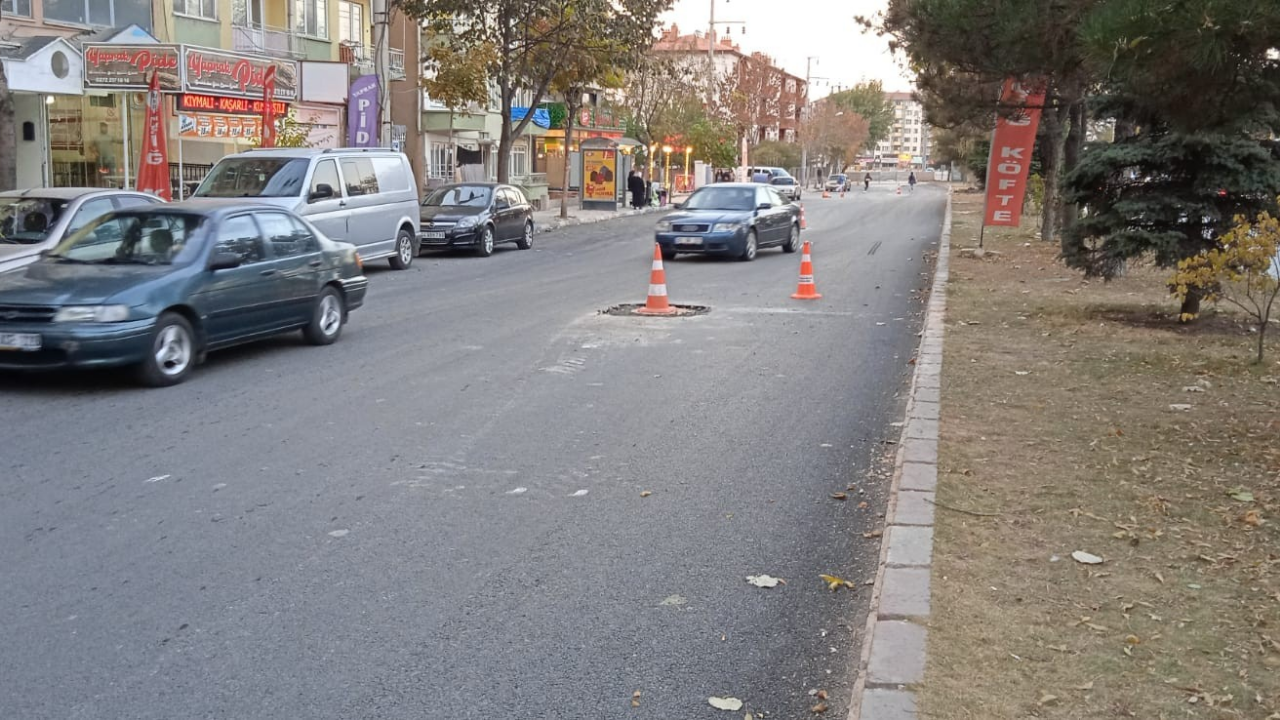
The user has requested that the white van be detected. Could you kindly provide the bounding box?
[193,148,421,269]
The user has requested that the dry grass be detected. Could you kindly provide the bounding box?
[920,190,1280,720]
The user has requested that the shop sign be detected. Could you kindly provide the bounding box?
[178,93,288,117]
[178,113,261,140]
[181,46,298,101]
[83,44,181,91]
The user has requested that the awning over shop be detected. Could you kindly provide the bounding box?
[511,106,551,129]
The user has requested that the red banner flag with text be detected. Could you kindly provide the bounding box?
[135,71,172,201]
[260,65,278,148]
[983,79,1045,227]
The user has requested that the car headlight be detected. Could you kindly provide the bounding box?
[655,220,672,231]
[456,216,480,229]
[712,222,743,233]
[53,305,130,323]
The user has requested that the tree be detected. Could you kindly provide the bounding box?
[1172,202,1280,363]
[620,54,697,149]
[826,81,894,150]
[751,140,801,169]
[801,100,870,176]
[422,39,498,182]
[714,51,778,147]
[546,34,626,218]
[399,0,669,183]
[253,112,318,148]
[0,63,15,191]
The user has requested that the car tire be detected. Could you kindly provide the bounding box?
[783,223,800,253]
[303,286,346,346]
[739,230,758,262]
[476,225,495,257]
[516,220,534,250]
[660,246,677,261]
[388,227,416,269]
[136,312,196,387]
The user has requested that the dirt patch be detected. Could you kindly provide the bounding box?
[920,191,1280,719]
[599,303,711,317]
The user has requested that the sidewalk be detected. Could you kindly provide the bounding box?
[532,195,688,233]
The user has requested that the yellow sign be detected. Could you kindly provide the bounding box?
[582,149,616,202]
[897,153,913,162]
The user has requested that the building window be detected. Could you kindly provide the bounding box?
[174,0,216,19]
[44,0,150,29]
[510,142,528,179]
[1,0,32,17]
[294,0,328,38]
[430,142,454,180]
[339,1,364,46]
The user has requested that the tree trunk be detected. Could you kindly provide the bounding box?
[0,63,16,192]
[1258,321,1268,365]
[560,99,578,220]
[1178,287,1202,321]
[1059,100,1085,235]
[496,96,513,183]
[1038,102,1066,244]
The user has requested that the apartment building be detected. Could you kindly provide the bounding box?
[872,91,930,168]
[1,0,420,192]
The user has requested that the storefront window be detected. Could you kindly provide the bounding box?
[1,0,33,18]
[510,142,528,180]
[429,143,454,180]
[294,0,328,38]
[43,0,151,29]
[49,95,132,189]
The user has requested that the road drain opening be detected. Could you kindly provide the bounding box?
[601,303,711,317]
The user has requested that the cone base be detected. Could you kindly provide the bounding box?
[635,306,680,315]
[791,290,823,300]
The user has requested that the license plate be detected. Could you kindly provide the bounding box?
[0,332,41,352]
[675,236,703,245]
[422,231,446,240]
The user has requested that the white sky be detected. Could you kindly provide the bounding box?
[660,0,915,97]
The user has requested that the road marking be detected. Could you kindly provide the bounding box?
[868,241,883,256]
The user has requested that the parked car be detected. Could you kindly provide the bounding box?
[748,166,793,181]
[419,183,534,257]
[654,183,801,262]
[0,188,164,275]
[825,174,849,192]
[0,202,367,386]
[193,147,420,270]
[770,176,802,202]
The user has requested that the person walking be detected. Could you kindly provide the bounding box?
[628,170,646,209]
[864,172,872,192]
[907,171,917,193]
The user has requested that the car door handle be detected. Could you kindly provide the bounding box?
[338,200,347,207]
[308,260,323,267]
[259,269,277,276]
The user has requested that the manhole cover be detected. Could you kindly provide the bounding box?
[601,303,711,317]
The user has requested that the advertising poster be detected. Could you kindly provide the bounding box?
[583,149,616,202]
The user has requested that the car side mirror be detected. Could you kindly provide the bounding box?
[495,199,510,210]
[757,202,772,211]
[308,184,334,203]
[674,202,685,209]
[210,251,242,271]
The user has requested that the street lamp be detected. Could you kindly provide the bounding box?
[648,143,657,182]
[662,145,673,195]
[683,146,693,192]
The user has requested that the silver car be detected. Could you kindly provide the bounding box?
[193,148,421,270]
[0,188,163,274]
[769,176,801,202]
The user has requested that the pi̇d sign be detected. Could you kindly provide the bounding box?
[983,79,1046,227]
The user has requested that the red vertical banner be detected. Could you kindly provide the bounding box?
[135,71,172,201]
[260,65,278,148]
[983,79,1045,227]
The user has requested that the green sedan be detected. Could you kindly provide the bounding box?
[0,201,368,386]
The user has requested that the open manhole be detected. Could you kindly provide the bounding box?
[601,303,711,317]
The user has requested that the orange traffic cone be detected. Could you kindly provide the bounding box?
[799,203,807,230]
[637,244,678,315]
[840,188,846,198]
[790,241,822,300]
[896,185,902,195]
[822,189,831,198]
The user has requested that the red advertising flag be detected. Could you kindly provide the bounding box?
[983,79,1046,227]
[260,65,278,148]
[135,71,172,201]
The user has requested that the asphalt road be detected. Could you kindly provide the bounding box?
[2,182,948,720]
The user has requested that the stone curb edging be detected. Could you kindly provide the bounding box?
[534,204,669,233]
[846,189,952,720]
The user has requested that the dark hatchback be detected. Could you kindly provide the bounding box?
[654,183,801,261]
[0,202,368,386]
[419,183,535,257]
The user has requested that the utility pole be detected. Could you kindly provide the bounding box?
[372,0,392,146]
[800,56,817,189]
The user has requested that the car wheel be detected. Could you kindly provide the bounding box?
[660,246,677,261]
[303,286,346,346]
[136,312,195,387]
[783,223,800,253]
[388,227,416,269]
[516,220,534,250]
[739,230,758,262]
[476,225,495,257]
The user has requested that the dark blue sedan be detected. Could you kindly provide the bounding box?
[654,183,801,261]
[0,201,368,386]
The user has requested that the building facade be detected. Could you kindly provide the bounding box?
[872,91,931,168]
[2,0,420,193]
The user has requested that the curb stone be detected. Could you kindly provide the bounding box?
[535,204,669,233]
[847,189,952,720]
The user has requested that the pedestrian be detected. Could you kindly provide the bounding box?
[908,171,917,193]
[864,173,872,192]
[656,180,668,207]
[628,170,646,209]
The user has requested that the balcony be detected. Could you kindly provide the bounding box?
[340,43,407,81]
[389,48,406,81]
[232,23,304,59]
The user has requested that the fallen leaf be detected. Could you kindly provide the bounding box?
[1039,693,1059,706]
[816,690,828,701]
[632,690,642,708]
[830,492,848,501]
[1241,509,1264,526]
[863,530,883,539]
[1014,370,1030,376]
[1227,488,1255,503]
[1074,681,1094,691]
[819,574,856,591]
[857,501,869,509]
[640,491,652,498]
[1071,550,1104,565]
[709,697,744,712]
[746,575,783,588]
[811,702,829,713]
[1182,385,1205,393]
[1125,634,1141,645]
[1168,404,1193,412]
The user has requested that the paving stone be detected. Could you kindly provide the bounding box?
[886,525,933,567]
[861,689,918,720]
[899,462,936,492]
[880,567,932,618]
[913,387,940,404]
[905,418,938,439]
[902,438,938,464]
[893,491,935,526]
[867,620,927,685]
[909,401,939,421]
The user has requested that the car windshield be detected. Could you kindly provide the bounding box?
[829,175,845,182]
[48,211,206,266]
[684,187,755,211]
[425,186,493,208]
[771,178,796,186]
[0,197,70,245]
[194,157,309,198]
